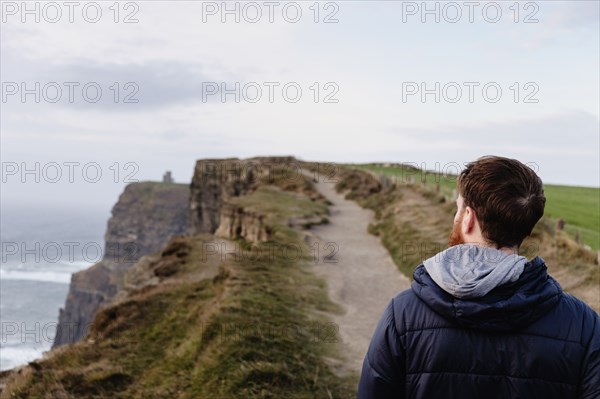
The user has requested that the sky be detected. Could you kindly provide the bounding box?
[1,0,599,211]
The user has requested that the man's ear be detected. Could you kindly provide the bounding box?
[463,206,476,234]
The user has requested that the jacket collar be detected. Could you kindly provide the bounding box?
[412,256,562,331]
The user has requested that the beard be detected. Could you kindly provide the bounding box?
[448,210,465,247]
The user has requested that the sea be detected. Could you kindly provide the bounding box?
[0,202,107,371]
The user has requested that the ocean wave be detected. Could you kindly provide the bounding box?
[2,260,93,271]
[0,344,49,371]
[0,260,94,284]
[68,260,95,269]
[0,269,73,284]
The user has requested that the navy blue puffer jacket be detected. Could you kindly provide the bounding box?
[357,256,600,398]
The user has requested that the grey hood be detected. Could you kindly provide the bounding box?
[423,244,527,299]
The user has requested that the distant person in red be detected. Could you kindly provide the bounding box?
[357,156,599,399]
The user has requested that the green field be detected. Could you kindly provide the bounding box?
[543,184,600,250]
[343,163,456,194]
[344,163,600,250]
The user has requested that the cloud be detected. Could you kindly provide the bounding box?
[394,110,598,153]
[504,1,599,50]
[1,54,245,111]
[160,129,188,142]
[544,1,600,29]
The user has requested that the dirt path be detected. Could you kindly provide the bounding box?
[305,175,411,374]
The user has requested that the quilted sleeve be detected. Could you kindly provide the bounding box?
[357,299,405,399]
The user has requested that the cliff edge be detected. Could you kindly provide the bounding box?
[53,182,189,347]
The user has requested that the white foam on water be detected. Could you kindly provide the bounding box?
[0,260,94,284]
[0,344,49,371]
[0,269,72,285]
[68,260,96,269]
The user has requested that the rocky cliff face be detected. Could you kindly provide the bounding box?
[103,182,190,264]
[53,182,189,347]
[188,156,297,236]
[214,202,270,242]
